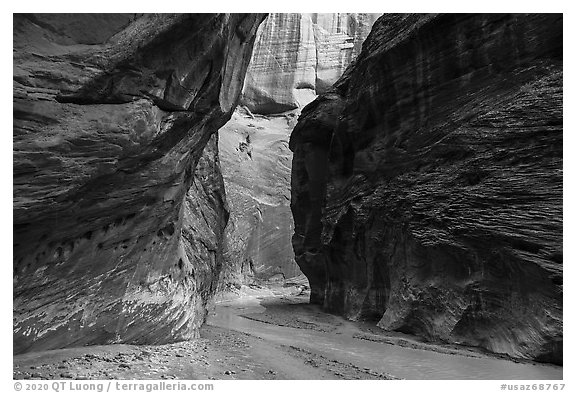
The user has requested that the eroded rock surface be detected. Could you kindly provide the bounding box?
[13,13,265,354]
[218,13,379,287]
[241,13,380,114]
[217,109,301,286]
[290,14,563,363]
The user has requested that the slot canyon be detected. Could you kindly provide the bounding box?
[13,13,562,380]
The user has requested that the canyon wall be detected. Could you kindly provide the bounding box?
[217,13,380,288]
[13,13,265,354]
[217,13,379,288]
[217,109,299,287]
[290,14,563,363]
[241,13,380,114]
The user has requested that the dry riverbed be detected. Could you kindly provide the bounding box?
[13,285,562,380]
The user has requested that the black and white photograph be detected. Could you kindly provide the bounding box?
[8,4,567,390]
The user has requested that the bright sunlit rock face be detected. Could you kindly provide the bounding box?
[217,109,300,287]
[241,13,381,114]
[217,13,381,288]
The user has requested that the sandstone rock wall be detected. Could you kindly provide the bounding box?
[241,13,380,114]
[216,13,380,288]
[217,110,300,287]
[13,13,265,354]
[290,14,563,363]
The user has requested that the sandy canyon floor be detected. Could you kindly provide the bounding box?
[13,285,562,380]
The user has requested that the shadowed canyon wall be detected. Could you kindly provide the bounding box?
[290,14,563,364]
[13,13,265,354]
[241,13,381,114]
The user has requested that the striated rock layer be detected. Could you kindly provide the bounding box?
[242,13,380,114]
[290,14,563,363]
[217,13,379,287]
[13,13,265,354]
[217,109,301,287]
